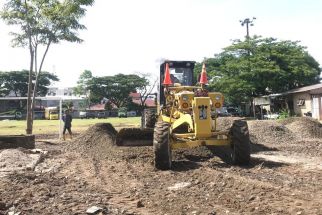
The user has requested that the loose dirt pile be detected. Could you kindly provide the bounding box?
[64,123,153,163]
[248,117,322,156]
[65,123,117,153]
[281,117,322,139]
[216,117,243,130]
[248,120,295,145]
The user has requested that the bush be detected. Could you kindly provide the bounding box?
[278,109,290,119]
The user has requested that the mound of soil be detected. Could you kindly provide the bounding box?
[248,120,295,145]
[281,117,322,139]
[216,117,243,130]
[64,123,153,163]
[278,139,322,157]
[64,123,117,157]
[248,117,322,157]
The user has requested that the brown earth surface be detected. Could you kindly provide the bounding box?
[0,117,322,215]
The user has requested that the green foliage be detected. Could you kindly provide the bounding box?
[1,0,95,47]
[88,74,148,108]
[62,101,74,109]
[74,70,92,96]
[195,36,321,104]
[0,70,59,97]
[74,70,92,108]
[78,100,89,110]
[278,109,290,119]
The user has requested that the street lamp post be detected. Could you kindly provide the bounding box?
[240,17,256,118]
[240,17,256,39]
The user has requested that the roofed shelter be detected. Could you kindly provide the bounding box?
[280,83,322,120]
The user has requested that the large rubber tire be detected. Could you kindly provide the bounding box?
[153,121,172,170]
[230,120,251,165]
[141,109,157,129]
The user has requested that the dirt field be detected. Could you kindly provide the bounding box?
[0,117,321,215]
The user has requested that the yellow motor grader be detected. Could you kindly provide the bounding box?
[117,60,250,170]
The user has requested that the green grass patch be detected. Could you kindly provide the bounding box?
[0,117,141,135]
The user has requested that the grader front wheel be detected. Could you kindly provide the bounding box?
[153,121,172,170]
[230,120,251,165]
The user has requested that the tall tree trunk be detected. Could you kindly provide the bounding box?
[31,41,51,120]
[31,44,38,121]
[26,48,34,134]
[25,0,34,134]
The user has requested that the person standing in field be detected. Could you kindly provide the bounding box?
[63,109,73,140]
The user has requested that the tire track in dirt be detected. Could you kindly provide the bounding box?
[69,148,321,215]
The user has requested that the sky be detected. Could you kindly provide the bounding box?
[0,0,322,88]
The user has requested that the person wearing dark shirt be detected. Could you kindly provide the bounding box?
[63,109,73,140]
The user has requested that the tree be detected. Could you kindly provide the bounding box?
[195,36,321,104]
[78,100,89,111]
[134,72,157,110]
[0,70,59,97]
[1,0,94,134]
[0,70,58,110]
[88,74,148,108]
[74,70,92,108]
[62,100,73,109]
[74,70,92,95]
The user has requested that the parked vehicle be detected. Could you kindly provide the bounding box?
[227,107,241,116]
[304,111,312,117]
[127,111,137,117]
[79,111,87,119]
[263,113,279,120]
[118,107,127,118]
[216,107,230,117]
[97,112,106,119]
[45,107,59,120]
[79,111,96,119]
[0,111,22,120]
[34,111,45,119]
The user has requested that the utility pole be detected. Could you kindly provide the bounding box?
[240,17,256,39]
[240,17,256,118]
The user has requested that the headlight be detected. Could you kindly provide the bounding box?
[182,95,188,101]
[182,103,189,109]
[215,102,221,108]
[215,95,221,101]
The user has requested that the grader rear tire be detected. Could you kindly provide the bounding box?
[141,109,156,129]
[153,121,172,170]
[230,120,251,165]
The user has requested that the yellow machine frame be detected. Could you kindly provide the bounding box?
[159,85,231,150]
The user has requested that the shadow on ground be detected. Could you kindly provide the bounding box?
[171,160,202,172]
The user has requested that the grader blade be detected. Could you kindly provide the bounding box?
[116,128,154,146]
